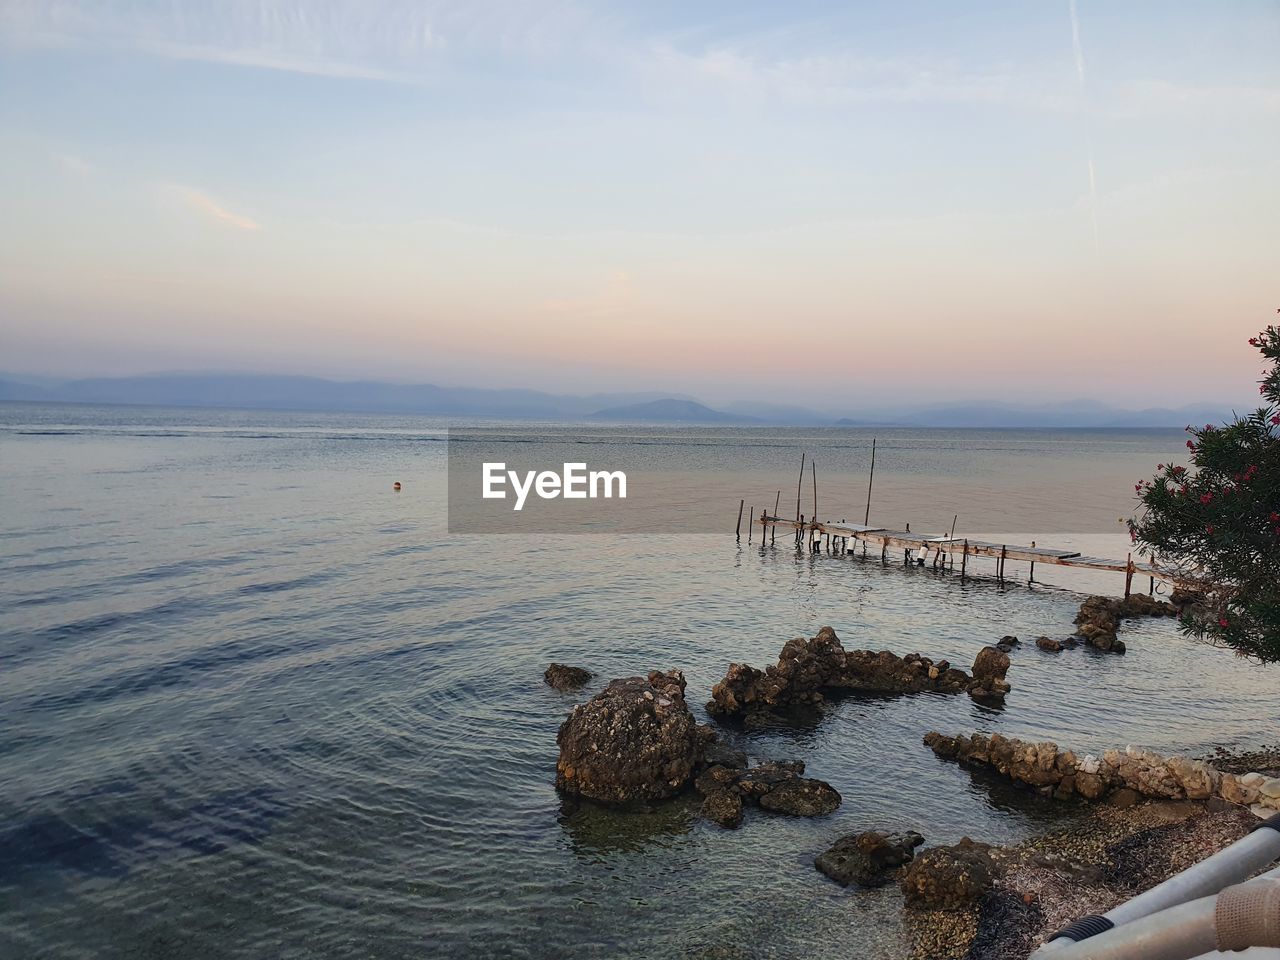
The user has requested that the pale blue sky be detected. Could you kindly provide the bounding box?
[1,1,1277,405]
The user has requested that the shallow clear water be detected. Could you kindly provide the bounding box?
[2,403,1276,959]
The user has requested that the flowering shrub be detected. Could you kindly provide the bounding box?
[1128,319,1280,660]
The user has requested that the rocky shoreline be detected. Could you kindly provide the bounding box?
[546,591,1260,960]
[904,799,1257,959]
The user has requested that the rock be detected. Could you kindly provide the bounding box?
[1258,778,1280,803]
[1219,774,1260,807]
[1170,587,1206,609]
[695,764,742,796]
[692,759,843,826]
[999,636,1021,646]
[815,830,925,887]
[1241,772,1268,788]
[900,838,999,910]
[1251,804,1273,820]
[971,646,1010,683]
[706,627,998,720]
[1073,593,1175,651]
[969,646,1011,704]
[544,663,593,691]
[701,741,748,770]
[1107,788,1140,808]
[555,670,701,804]
[757,776,842,816]
[1076,771,1107,800]
[700,790,744,829]
[1166,756,1219,801]
[1035,637,1062,653]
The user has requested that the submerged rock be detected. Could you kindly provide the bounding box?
[815,829,925,887]
[900,838,999,910]
[700,789,744,829]
[544,663,593,691]
[694,759,842,827]
[705,627,1010,719]
[757,777,842,816]
[555,670,701,804]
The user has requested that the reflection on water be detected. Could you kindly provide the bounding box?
[1,404,1276,959]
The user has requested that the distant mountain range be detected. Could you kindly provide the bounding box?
[0,371,1244,427]
[588,398,758,423]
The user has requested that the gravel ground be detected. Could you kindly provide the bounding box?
[1200,743,1280,776]
[906,799,1258,960]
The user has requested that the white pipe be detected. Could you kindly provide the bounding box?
[1037,875,1280,960]
[1035,821,1280,954]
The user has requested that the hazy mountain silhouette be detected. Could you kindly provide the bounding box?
[588,398,758,423]
[0,371,1242,427]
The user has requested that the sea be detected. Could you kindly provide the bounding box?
[2,402,1276,959]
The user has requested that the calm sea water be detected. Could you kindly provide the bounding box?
[2,403,1276,959]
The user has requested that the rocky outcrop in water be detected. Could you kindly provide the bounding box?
[815,829,925,887]
[968,647,1011,705]
[555,670,705,804]
[921,731,1280,810]
[900,837,1000,910]
[544,663,593,691]
[1073,594,1178,653]
[705,627,1011,720]
[695,758,842,828]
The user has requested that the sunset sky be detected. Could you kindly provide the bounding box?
[1,1,1277,407]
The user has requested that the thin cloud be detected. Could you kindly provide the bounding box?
[168,186,262,232]
[0,0,443,82]
[1069,0,1099,254]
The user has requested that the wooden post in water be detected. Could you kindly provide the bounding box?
[999,544,1007,582]
[961,539,968,580]
[811,460,818,524]
[1029,540,1036,583]
[1124,553,1134,598]
[864,437,876,525]
[735,499,744,540]
[748,507,754,543]
[795,454,805,524]
[771,491,780,545]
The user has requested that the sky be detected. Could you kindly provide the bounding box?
[0,0,1277,408]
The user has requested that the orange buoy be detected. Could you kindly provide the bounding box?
[393,481,402,492]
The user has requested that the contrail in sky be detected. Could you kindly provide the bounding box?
[1069,0,1100,254]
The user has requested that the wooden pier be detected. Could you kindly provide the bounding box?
[750,515,1172,594]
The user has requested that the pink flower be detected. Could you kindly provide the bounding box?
[1200,493,1214,504]
[1272,415,1280,426]
[1219,618,1230,628]
[1206,524,1214,534]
